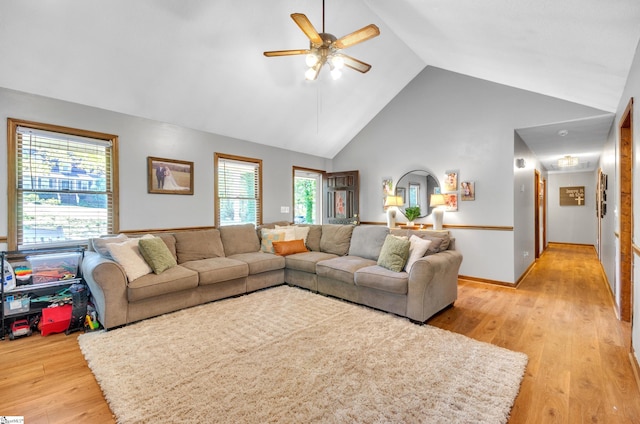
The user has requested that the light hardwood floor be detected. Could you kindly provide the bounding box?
[1,243,639,423]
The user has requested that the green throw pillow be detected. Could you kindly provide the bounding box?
[377,235,411,272]
[138,237,177,274]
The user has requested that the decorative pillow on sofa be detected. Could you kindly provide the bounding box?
[272,239,309,256]
[106,235,155,281]
[260,229,285,253]
[275,225,310,244]
[407,230,450,254]
[404,235,432,272]
[91,234,128,259]
[377,235,411,272]
[173,229,226,263]
[138,237,178,274]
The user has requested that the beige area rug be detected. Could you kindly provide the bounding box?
[79,285,527,423]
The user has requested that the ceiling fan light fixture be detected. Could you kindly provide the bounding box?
[330,55,344,69]
[330,66,342,80]
[305,64,321,81]
[305,53,319,67]
[558,155,579,167]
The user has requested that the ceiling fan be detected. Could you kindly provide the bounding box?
[263,0,380,81]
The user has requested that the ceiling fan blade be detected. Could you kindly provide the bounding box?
[263,49,310,57]
[291,13,323,45]
[337,54,372,73]
[334,24,380,49]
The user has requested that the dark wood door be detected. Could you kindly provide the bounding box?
[323,170,359,224]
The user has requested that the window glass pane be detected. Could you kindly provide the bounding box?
[216,155,261,226]
[14,125,114,249]
[294,169,321,224]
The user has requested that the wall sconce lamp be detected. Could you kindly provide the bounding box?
[430,194,446,230]
[384,195,403,228]
[516,158,526,169]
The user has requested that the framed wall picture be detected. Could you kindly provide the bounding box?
[444,193,458,211]
[444,170,458,192]
[461,181,475,201]
[147,156,194,194]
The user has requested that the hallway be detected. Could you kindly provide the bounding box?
[431,243,640,423]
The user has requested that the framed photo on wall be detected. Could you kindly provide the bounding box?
[444,193,458,211]
[461,181,475,201]
[147,156,194,195]
[444,170,458,192]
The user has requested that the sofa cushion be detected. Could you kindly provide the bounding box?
[138,237,177,274]
[181,257,248,285]
[348,225,389,260]
[405,235,432,272]
[355,265,409,294]
[174,229,225,263]
[272,239,308,256]
[299,225,322,251]
[320,224,355,256]
[127,265,199,302]
[219,224,261,256]
[107,235,155,281]
[156,233,178,260]
[228,252,285,275]
[284,251,339,273]
[316,256,377,284]
[377,235,411,272]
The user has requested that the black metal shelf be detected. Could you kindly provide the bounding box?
[1,246,85,340]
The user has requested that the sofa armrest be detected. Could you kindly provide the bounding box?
[405,250,463,322]
[81,251,129,329]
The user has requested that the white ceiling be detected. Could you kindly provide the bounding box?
[1,1,639,168]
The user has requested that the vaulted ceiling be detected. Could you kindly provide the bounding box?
[1,1,639,168]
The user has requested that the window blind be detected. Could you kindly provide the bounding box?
[217,156,261,226]
[15,126,115,248]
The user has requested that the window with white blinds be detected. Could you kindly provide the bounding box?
[8,119,118,249]
[215,153,262,227]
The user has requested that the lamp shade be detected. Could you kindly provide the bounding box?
[384,195,403,209]
[430,194,446,207]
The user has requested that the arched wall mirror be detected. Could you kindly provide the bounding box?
[395,170,440,218]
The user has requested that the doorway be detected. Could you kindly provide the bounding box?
[534,170,547,258]
[619,97,633,322]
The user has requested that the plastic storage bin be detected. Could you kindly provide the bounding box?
[3,296,30,316]
[27,252,81,284]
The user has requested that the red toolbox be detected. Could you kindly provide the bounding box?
[40,304,72,336]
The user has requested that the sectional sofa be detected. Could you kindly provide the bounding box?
[81,223,463,329]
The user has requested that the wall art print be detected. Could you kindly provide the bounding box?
[148,156,194,195]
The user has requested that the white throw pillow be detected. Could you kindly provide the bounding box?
[404,235,432,272]
[275,225,310,244]
[106,235,155,281]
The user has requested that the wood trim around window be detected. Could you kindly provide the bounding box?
[6,118,119,250]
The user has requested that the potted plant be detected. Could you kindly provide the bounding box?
[404,206,421,226]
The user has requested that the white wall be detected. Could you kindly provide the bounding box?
[547,171,597,244]
[513,132,543,278]
[333,66,608,283]
[0,87,330,240]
